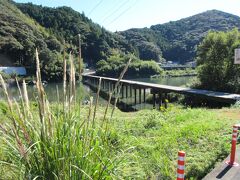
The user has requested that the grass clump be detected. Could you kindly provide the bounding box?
[0,49,129,179]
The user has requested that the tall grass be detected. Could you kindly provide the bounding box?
[0,49,129,179]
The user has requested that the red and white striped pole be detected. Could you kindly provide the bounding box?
[226,125,239,166]
[177,151,185,180]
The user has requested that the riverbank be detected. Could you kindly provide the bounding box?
[0,100,238,179]
[0,72,34,87]
[151,68,197,78]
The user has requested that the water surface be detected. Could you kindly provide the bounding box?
[0,76,195,103]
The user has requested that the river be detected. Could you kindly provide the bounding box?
[0,76,195,102]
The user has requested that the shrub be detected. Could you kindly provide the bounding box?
[96,53,163,78]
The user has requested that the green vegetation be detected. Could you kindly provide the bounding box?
[0,85,121,179]
[1,2,240,179]
[151,68,197,78]
[196,28,240,93]
[0,47,237,179]
[118,28,165,62]
[0,48,125,179]
[96,53,163,78]
[113,107,236,179]
[0,71,11,79]
[0,90,237,179]
[16,2,134,67]
[2,1,240,79]
[2,1,161,79]
[120,10,240,64]
[0,0,64,81]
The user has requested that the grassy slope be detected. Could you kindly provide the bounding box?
[111,106,238,179]
[0,102,239,179]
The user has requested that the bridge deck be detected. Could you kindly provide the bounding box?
[83,75,240,103]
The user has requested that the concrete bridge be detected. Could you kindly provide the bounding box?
[82,74,240,110]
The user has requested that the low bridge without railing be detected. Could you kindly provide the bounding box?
[82,74,240,111]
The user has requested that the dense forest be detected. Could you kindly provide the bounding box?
[1,0,240,81]
[12,1,164,79]
[120,10,240,64]
[16,2,135,67]
[0,0,64,81]
[0,0,135,81]
[14,2,240,66]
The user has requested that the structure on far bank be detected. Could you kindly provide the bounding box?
[0,54,26,76]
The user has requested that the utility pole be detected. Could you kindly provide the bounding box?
[78,34,82,81]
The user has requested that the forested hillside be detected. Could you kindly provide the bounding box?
[18,3,240,65]
[1,0,240,79]
[0,0,64,80]
[16,2,135,66]
[120,10,240,64]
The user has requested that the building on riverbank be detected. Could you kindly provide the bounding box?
[0,54,26,75]
[0,67,27,75]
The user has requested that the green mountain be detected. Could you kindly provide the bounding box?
[0,0,135,80]
[0,0,64,80]
[1,0,240,79]
[120,10,240,64]
[16,2,134,67]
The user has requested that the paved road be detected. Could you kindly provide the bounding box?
[203,147,240,180]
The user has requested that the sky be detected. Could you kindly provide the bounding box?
[14,0,240,32]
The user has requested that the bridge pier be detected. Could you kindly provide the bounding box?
[105,80,108,91]
[93,78,96,87]
[164,93,168,109]
[139,88,142,105]
[105,80,107,91]
[112,81,114,92]
[116,85,119,96]
[151,89,169,111]
[108,81,110,93]
[112,82,115,96]
[134,87,137,105]
[102,80,105,90]
[153,92,156,109]
[158,92,162,110]
[121,84,124,99]
[125,85,128,98]
[143,88,146,103]
[130,85,132,98]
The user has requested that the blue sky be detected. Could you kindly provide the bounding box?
[15,0,240,32]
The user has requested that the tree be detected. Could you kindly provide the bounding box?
[96,53,163,78]
[196,28,240,93]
